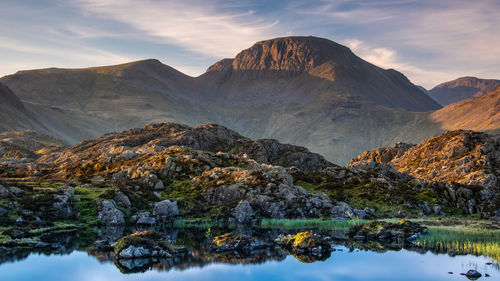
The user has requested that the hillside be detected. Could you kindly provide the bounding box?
[0,36,444,164]
[430,86,500,133]
[1,123,497,229]
[349,130,500,189]
[428,77,500,106]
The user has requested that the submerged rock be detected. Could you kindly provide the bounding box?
[464,269,482,280]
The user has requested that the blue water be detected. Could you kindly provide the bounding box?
[0,246,497,281]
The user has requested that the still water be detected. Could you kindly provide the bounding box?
[0,228,498,281]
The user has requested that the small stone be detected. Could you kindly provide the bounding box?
[154,180,165,190]
[465,270,482,279]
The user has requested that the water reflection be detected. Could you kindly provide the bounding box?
[0,226,498,280]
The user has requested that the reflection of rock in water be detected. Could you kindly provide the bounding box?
[97,226,126,242]
[0,231,81,265]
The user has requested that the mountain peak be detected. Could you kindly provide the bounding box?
[206,36,356,78]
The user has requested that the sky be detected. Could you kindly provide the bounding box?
[0,0,499,88]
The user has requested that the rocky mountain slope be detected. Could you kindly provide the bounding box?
[428,77,500,106]
[349,130,500,189]
[0,130,66,160]
[430,86,500,133]
[1,123,497,229]
[0,36,444,164]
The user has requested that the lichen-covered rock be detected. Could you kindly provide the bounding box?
[114,192,131,208]
[347,220,427,242]
[211,232,272,253]
[275,231,331,255]
[98,200,125,225]
[114,231,172,259]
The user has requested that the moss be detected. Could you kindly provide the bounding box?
[114,231,169,254]
[277,231,330,251]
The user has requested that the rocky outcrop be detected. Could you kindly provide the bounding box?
[114,231,172,259]
[275,231,331,256]
[349,130,500,189]
[211,233,272,253]
[347,220,427,242]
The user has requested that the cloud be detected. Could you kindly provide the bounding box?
[291,0,500,87]
[341,39,459,87]
[74,0,280,58]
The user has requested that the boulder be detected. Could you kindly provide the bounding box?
[114,231,172,259]
[153,200,179,219]
[232,200,255,223]
[275,231,331,255]
[136,212,156,225]
[114,192,131,208]
[98,200,125,225]
[91,175,106,187]
[464,269,482,280]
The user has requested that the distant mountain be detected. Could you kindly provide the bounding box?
[0,36,444,164]
[428,77,500,106]
[430,85,500,132]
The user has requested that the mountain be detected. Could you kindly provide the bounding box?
[430,85,500,133]
[428,77,500,106]
[0,36,444,164]
[0,83,45,132]
[349,130,500,189]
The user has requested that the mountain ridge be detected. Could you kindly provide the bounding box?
[0,36,454,164]
[428,76,500,106]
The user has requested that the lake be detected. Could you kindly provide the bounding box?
[0,227,498,281]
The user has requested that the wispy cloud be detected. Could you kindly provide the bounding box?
[295,0,500,87]
[74,0,280,58]
[341,39,460,87]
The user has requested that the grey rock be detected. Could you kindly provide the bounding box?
[114,192,131,208]
[136,212,156,225]
[8,186,23,196]
[433,205,442,215]
[0,207,6,216]
[154,180,165,190]
[0,185,8,198]
[98,200,125,225]
[91,175,106,187]
[232,200,255,223]
[153,200,179,219]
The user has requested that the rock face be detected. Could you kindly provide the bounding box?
[349,130,500,189]
[428,76,500,106]
[431,85,500,132]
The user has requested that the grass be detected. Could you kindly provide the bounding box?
[74,187,111,225]
[416,227,500,261]
[260,218,366,229]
